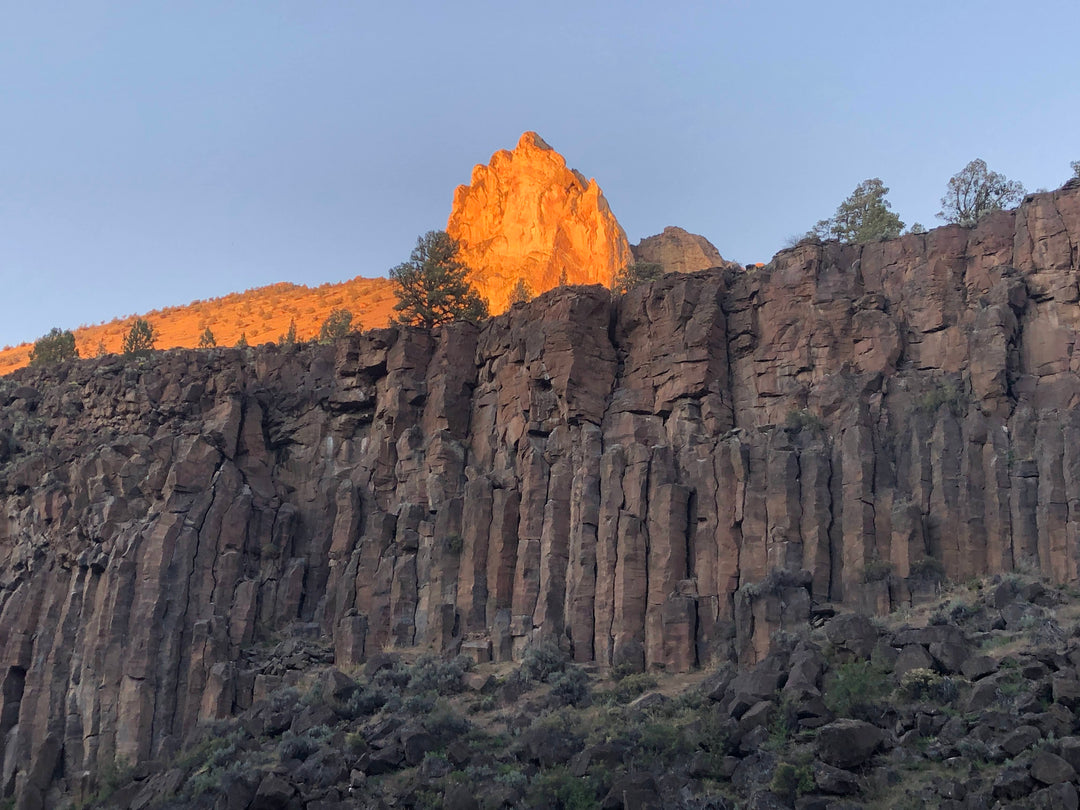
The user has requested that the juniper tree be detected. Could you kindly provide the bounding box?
[29,328,79,366]
[390,231,488,329]
[121,319,156,356]
[937,159,1025,226]
[811,178,904,243]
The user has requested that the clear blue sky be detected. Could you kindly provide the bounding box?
[2,1,1078,348]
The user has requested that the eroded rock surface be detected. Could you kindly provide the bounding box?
[632,225,734,275]
[446,131,632,313]
[1,184,1080,802]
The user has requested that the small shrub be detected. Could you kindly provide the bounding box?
[915,382,966,416]
[909,556,946,582]
[771,761,815,803]
[863,558,895,583]
[342,685,390,718]
[517,638,569,684]
[403,692,436,715]
[443,533,464,554]
[739,568,810,599]
[604,672,658,705]
[277,726,329,762]
[526,766,599,810]
[549,665,591,707]
[426,701,470,739]
[638,721,691,761]
[407,654,472,696]
[784,408,825,433]
[823,660,889,719]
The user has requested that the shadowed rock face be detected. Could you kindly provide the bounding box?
[1,183,1080,801]
[446,132,632,313]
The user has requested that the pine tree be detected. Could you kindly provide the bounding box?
[390,231,489,329]
[279,319,298,347]
[198,327,216,348]
[811,178,904,243]
[121,319,157,357]
[509,278,533,305]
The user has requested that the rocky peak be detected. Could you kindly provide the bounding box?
[446,131,632,313]
[632,225,734,274]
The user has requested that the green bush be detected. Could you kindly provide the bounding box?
[121,318,157,357]
[915,382,966,416]
[863,558,895,583]
[908,556,946,582]
[771,761,815,803]
[29,327,79,366]
[549,665,591,707]
[823,660,889,719]
[517,639,569,684]
[526,766,599,810]
[897,668,961,703]
[604,672,658,705]
[407,654,472,696]
[784,408,825,433]
[318,308,354,343]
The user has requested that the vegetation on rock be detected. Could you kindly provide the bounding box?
[121,318,157,356]
[318,308,354,343]
[612,261,664,294]
[28,327,78,366]
[938,158,1026,226]
[390,230,489,328]
[810,177,904,243]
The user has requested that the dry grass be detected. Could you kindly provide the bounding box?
[1,276,398,375]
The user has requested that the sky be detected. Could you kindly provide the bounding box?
[2,1,1078,348]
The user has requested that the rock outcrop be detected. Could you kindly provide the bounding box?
[2,182,1080,803]
[632,225,734,274]
[446,132,632,313]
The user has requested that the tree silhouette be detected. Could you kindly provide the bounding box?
[390,231,488,328]
[122,319,157,356]
[29,328,79,366]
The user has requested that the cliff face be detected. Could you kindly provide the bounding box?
[446,132,633,313]
[2,183,1080,802]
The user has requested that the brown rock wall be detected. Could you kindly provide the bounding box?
[2,185,1080,801]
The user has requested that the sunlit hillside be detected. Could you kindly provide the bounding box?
[0,276,397,376]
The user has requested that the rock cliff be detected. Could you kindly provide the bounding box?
[1,182,1080,803]
[446,132,632,313]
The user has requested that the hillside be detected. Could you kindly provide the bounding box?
[0,275,397,376]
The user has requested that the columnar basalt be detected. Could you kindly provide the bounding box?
[1,183,1080,803]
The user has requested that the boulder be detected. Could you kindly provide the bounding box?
[1030,750,1077,785]
[814,720,884,769]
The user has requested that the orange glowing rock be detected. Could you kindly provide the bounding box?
[447,132,632,314]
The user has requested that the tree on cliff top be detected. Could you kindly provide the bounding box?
[318,308,353,343]
[29,327,79,366]
[121,318,156,357]
[810,178,904,243]
[937,159,1025,226]
[390,231,489,329]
